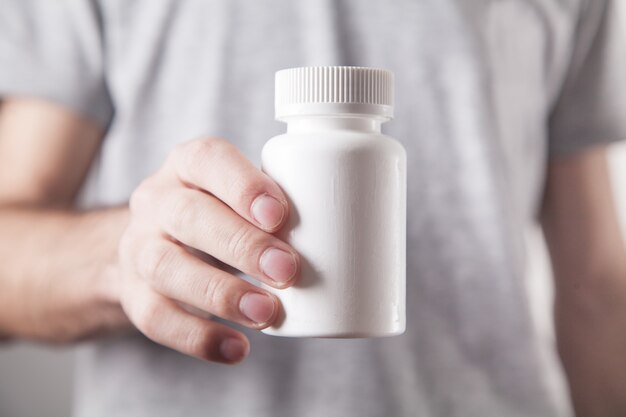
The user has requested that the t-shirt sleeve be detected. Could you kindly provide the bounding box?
[0,0,112,127]
[548,0,626,156]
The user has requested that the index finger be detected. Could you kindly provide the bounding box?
[168,138,288,232]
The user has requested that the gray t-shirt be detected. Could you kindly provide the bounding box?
[1,1,625,416]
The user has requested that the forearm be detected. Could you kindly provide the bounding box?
[542,147,626,416]
[551,208,626,416]
[554,261,626,417]
[0,206,131,343]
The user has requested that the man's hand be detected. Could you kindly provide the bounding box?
[118,138,299,364]
[0,98,299,365]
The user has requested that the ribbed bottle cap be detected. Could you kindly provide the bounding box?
[275,66,394,121]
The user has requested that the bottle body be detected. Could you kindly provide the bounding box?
[261,117,406,337]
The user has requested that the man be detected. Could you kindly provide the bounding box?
[0,1,625,416]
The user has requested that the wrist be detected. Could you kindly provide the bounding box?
[82,208,133,336]
[38,207,132,341]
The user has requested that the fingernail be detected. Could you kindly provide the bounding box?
[240,292,276,325]
[251,194,285,230]
[260,248,297,284]
[220,338,248,363]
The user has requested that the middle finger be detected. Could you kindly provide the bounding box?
[157,188,299,288]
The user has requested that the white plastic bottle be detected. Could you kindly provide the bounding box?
[261,66,406,338]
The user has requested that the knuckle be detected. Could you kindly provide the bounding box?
[224,225,270,274]
[232,175,268,210]
[166,142,187,168]
[225,223,257,259]
[134,297,163,337]
[177,138,230,177]
[129,182,152,214]
[118,222,151,273]
[184,324,219,358]
[164,190,198,235]
[197,137,230,155]
[198,274,231,313]
[138,240,177,283]
[129,175,165,214]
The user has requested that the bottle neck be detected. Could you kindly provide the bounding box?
[285,115,383,134]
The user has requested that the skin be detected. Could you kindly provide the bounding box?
[542,147,626,416]
[0,99,129,343]
[0,98,625,413]
[0,97,300,363]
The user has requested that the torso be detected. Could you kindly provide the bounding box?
[76,1,580,415]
